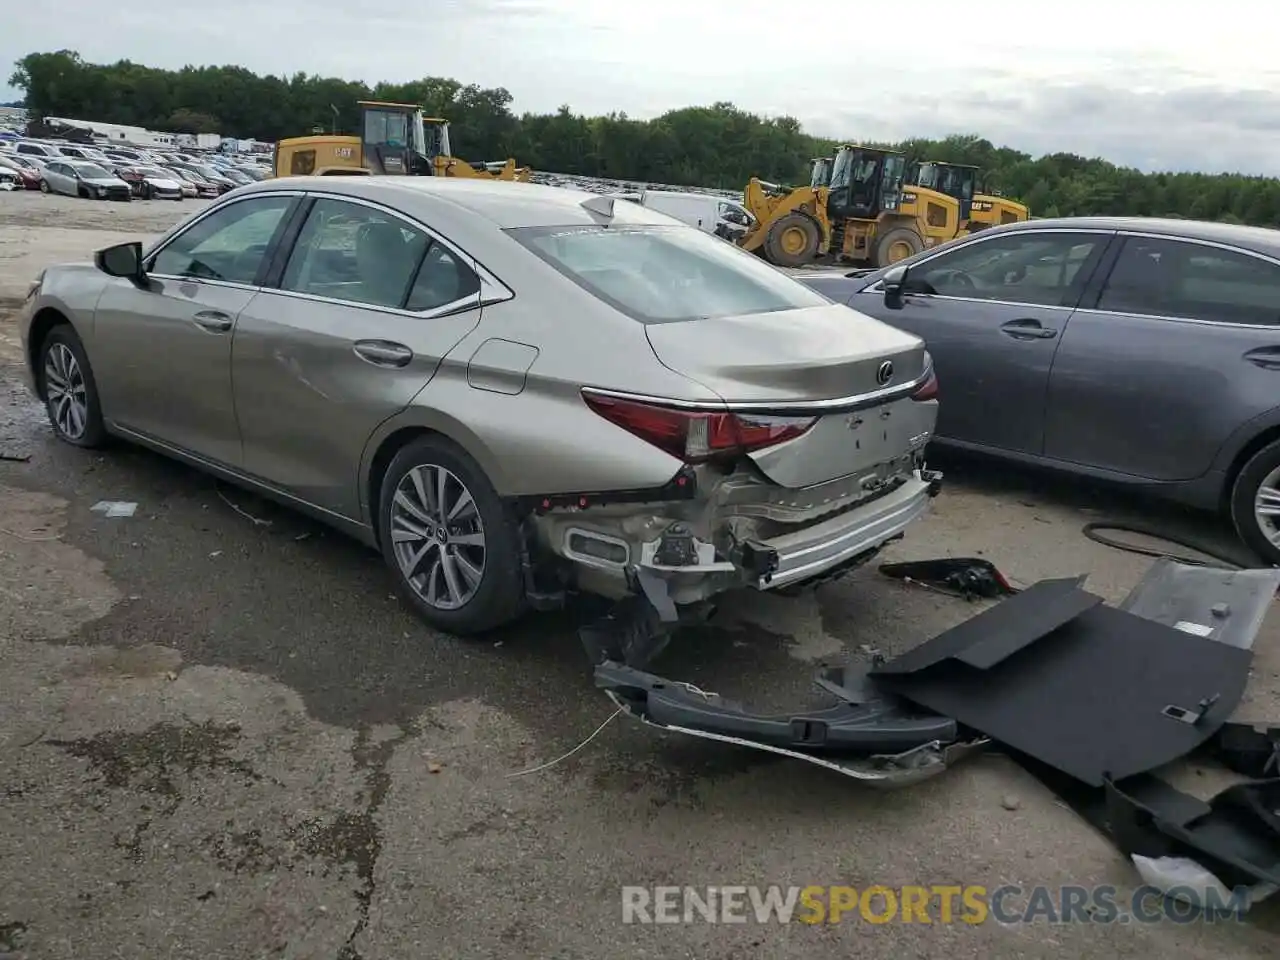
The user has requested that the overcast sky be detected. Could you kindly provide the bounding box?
[8,0,1280,175]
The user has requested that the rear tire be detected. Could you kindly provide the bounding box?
[764,213,821,267]
[37,325,108,448]
[1229,439,1280,565]
[874,227,924,267]
[39,179,50,194]
[378,436,527,635]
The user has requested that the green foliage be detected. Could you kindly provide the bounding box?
[12,51,1280,227]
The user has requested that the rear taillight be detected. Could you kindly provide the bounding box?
[582,392,816,462]
[911,363,939,402]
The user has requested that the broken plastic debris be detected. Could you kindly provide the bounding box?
[1131,854,1277,913]
[91,500,137,518]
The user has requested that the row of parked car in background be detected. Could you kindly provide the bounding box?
[0,136,272,200]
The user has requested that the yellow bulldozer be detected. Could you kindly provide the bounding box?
[740,145,962,268]
[908,160,1029,234]
[273,100,531,181]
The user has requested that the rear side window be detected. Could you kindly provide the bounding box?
[1099,237,1280,325]
[279,197,480,312]
[507,224,830,323]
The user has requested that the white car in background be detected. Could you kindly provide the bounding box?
[132,166,186,200]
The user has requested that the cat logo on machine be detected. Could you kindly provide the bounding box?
[334,146,355,160]
[876,360,894,385]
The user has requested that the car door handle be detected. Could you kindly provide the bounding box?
[191,309,234,332]
[1244,347,1280,370]
[353,340,414,368]
[999,319,1057,340]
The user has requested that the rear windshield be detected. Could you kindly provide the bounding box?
[506,224,830,323]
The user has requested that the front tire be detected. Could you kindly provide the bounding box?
[39,179,50,193]
[1230,440,1280,565]
[378,436,527,635]
[764,213,821,267]
[38,325,107,448]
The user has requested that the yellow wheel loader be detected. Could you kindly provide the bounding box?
[273,101,531,181]
[740,145,961,269]
[908,160,1029,235]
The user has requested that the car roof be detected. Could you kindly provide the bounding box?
[245,176,680,230]
[999,216,1280,257]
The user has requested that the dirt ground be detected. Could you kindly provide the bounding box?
[1,189,1278,959]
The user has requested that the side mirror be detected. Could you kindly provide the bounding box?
[882,264,909,310]
[94,241,145,284]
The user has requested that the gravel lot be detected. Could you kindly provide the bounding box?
[1,189,1278,959]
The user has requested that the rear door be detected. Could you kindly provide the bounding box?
[232,194,500,518]
[1043,233,1280,481]
[848,229,1114,454]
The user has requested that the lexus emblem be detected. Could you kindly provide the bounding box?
[876,360,894,385]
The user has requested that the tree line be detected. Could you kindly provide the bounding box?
[11,50,1280,227]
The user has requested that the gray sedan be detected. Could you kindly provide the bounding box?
[39,159,132,200]
[794,217,1280,563]
[16,177,939,638]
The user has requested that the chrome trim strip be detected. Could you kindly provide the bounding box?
[256,286,487,321]
[1115,230,1280,268]
[581,365,932,415]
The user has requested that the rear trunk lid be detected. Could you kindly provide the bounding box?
[644,303,925,402]
[644,303,934,489]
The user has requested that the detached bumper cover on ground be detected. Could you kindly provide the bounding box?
[597,558,1280,882]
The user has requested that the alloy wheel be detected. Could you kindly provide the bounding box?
[44,343,89,441]
[1253,466,1280,547]
[390,464,487,610]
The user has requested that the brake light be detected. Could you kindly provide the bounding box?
[582,392,816,462]
[911,366,939,402]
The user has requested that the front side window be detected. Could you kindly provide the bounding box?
[150,196,293,284]
[1098,236,1280,326]
[906,232,1104,307]
[508,224,831,323]
[280,198,477,311]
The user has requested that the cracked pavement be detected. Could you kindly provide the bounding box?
[1,192,1279,959]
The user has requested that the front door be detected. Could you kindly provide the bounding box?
[232,196,487,518]
[91,194,298,466]
[850,230,1114,454]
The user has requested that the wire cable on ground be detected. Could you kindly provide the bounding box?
[506,707,623,778]
[1080,520,1249,569]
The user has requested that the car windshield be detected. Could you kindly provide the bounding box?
[138,167,168,177]
[507,224,831,324]
[75,164,111,179]
[196,165,222,178]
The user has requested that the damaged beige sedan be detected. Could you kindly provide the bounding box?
[17,177,940,649]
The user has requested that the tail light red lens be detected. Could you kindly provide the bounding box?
[582,392,817,462]
[911,363,939,402]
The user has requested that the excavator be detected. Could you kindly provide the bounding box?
[740,144,961,268]
[908,160,1029,234]
[273,100,532,181]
